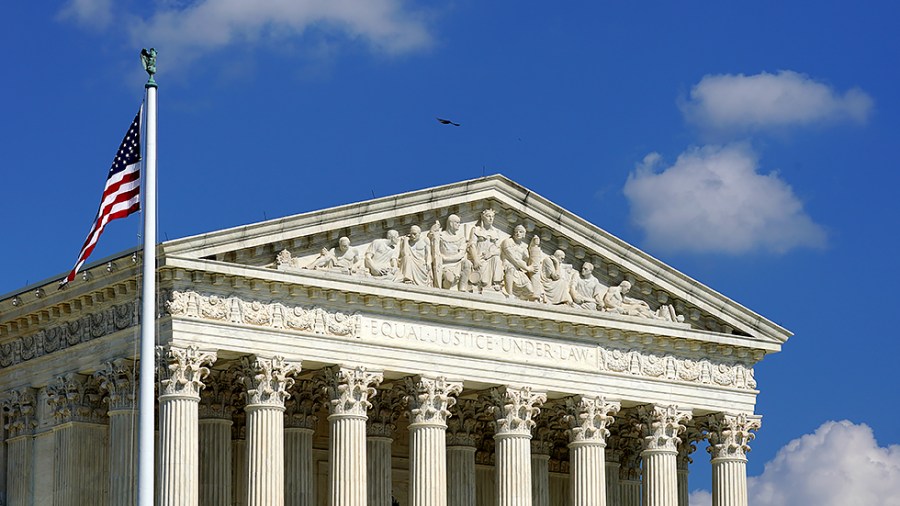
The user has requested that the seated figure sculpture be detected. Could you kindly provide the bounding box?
[304,236,361,274]
[431,215,473,291]
[570,262,604,310]
[500,225,538,300]
[365,230,400,278]
[602,280,656,319]
[398,225,431,286]
[467,209,504,293]
[540,249,574,305]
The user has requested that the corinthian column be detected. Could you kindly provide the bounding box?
[157,345,217,506]
[96,359,138,506]
[366,386,403,506]
[530,426,553,506]
[565,396,620,506]
[486,386,546,506]
[705,413,760,506]
[241,355,301,506]
[46,373,109,506]
[198,369,236,506]
[285,380,322,506]
[3,387,37,506]
[446,399,481,506]
[405,376,463,506]
[323,365,383,506]
[676,427,700,506]
[635,405,691,506]
[615,430,643,506]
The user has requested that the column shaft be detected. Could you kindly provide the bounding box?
[711,459,747,506]
[159,395,201,506]
[476,466,495,506]
[569,442,606,506]
[447,446,476,506]
[199,418,232,506]
[495,434,532,506]
[246,405,286,505]
[108,410,137,506]
[6,436,32,506]
[53,423,109,506]
[530,454,549,506]
[286,428,316,506]
[642,451,678,506]
[329,414,368,505]
[367,436,393,506]
[676,470,688,506]
[410,424,448,506]
[232,439,248,506]
[606,462,621,506]
[620,479,640,506]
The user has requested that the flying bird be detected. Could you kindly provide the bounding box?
[436,117,460,126]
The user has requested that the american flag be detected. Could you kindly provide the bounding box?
[61,109,143,286]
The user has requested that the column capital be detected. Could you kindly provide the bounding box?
[2,387,38,438]
[366,384,405,437]
[46,372,106,424]
[322,365,384,417]
[404,375,463,427]
[485,385,546,437]
[199,369,238,419]
[285,379,323,429]
[634,404,692,453]
[677,424,702,470]
[158,344,217,398]
[704,412,761,461]
[447,398,483,447]
[565,395,621,445]
[240,355,301,408]
[95,358,137,411]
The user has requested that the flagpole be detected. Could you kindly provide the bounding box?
[139,47,158,506]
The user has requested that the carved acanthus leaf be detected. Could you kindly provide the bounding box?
[2,388,38,437]
[366,385,405,437]
[46,373,106,424]
[158,345,217,398]
[321,366,383,417]
[95,358,138,411]
[485,386,546,436]
[447,399,484,447]
[564,395,621,444]
[285,379,324,429]
[704,412,761,460]
[633,404,692,452]
[240,355,301,407]
[404,376,463,426]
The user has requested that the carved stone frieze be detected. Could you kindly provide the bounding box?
[46,373,106,424]
[633,404,692,452]
[404,375,463,426]
[447,399,483,447]
[564,395,621,444]
[704,412,761,461]
[166,290,359,336]
[485,386,547,436]
[599,347,756,390]
[158,345,217,398]
[321,365,383,417]
[285,379,323,429]
[95,358,138,411]
[0,300,138,370]
[2,387,38,438]
[240,355,300,407]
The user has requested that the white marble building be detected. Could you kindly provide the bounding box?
[0,176,789,506]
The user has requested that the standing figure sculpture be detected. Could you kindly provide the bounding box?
[540,249,574,305]
[500,225,539,300]
[305,236,361,274]
[467,209,504,293]
[398,225,432,286]
[432,215,473,291]
[570,262,604,310]
[365,230,401,278]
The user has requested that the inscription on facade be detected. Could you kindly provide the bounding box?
[361,317,598,372]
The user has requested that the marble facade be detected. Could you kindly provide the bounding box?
[0,176,788,506]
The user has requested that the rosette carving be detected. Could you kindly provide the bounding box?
[46,373,105,424]
[447,399,484,447]
[564,395,621,444]
[633,404,692,452]
[485,386,546,436]
[240,355,301,407]
[158,345,217,398]
[404,375,463,427]
[704,412,761,460]
[321,366,383,417]
[95,359,137,411]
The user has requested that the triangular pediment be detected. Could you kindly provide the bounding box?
[162,175,790,347]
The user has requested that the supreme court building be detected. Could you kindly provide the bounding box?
[0,176,790,506]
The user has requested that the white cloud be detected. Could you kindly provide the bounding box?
[126,0,432,67]
[691,421,900,506]
[681,71,873,132]
[58,0,113,28]
[623,144,826,254]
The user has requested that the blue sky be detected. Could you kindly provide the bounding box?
[3,1,899,502]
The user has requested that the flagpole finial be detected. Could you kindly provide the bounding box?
[140,48,158,89]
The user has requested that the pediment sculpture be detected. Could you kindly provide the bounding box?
[274,209,684,324]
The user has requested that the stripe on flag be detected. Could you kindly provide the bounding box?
[62,108,143,286]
